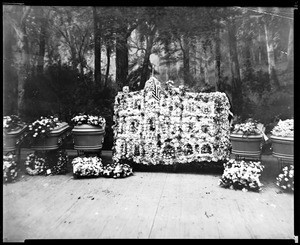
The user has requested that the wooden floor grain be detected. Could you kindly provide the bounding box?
[3,150,294,241]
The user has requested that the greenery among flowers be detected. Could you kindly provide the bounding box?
[27,116,60,140]
[3,153,18,183]
[271,119,294,138]
[231,118,263,136]
[219,159,264,192]
[276,165,294,192]
[71,114,106,128]
[72,156,133,178]
[25,150,69,175]
[112,77,231,166]
[3,115,24,132]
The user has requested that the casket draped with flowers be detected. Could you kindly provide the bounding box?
[112,77,231,166]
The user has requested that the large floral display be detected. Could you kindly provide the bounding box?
[112,77,231,165]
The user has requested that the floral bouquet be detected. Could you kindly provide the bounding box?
[3,115,25,132]
[102,163,133,178]
[72,156,104,177]
[27,116,60,140]
[219,159,264,192]
[71,114,106,129]
[231,118,263,136]
[3,153,18,183]
[271,119,294,138]
[276,165,294,192]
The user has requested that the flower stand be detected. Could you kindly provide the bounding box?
[30,122,71,150]
[270,135,294,165]
[230,134,262,160]
[72,124,105,156]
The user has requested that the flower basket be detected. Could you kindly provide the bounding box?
[72,124,105,151]
[230,134,262,159]
[3,124,27,152]
[270,136,293,162]
[30,122,70,150]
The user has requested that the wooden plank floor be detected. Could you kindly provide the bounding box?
[3,150,294,241]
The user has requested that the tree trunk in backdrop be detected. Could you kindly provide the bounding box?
[17,7,31,116]
[214,27,221,91]
[37,9,47,75]
[286,20,294,71]
[182,35,190,86]
[116,31,129,89]
[105,44,111,87]
[227,18,242,116]
[263,21,280,89]
[93,7,101,86]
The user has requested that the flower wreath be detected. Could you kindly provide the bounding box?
[25,150,69,175]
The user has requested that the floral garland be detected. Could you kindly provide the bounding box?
[71,114,106,129]
[3,153,18,183]
[112,77,231,166]
[72,156,133,178]
[271,119,294,138]
[276,165,294,192]
[218,159,264,192]
[25,150,69,175]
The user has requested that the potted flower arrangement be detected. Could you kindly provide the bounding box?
[270,119,293,162]
[71,114,106,152]
[276,164,294,192]
[230,118,264,160]
[3,115,27,152]
[28,116,70,150]
[219,159,264,192]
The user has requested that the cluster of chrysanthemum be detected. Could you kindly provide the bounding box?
[218,159,264,192]
[3,115,24,132]
[3,153,18,183]
[25,150,68,175]
[276,164,294,191]
[72,156,133,178]
[112,78,231,165]
[71,114,106,128]
[232,119,261,136]
[271,119,294,138]
[28,116,60,139]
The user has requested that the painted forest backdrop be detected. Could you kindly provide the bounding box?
[3,6,294,150]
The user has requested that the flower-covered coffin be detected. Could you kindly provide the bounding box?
[31,122,70,150]
[3,115,27,152]
[3,124,27,152]
[270,119,294,162]
[112,77,231,165]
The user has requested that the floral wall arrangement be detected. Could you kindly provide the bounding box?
[112,77,231,165]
